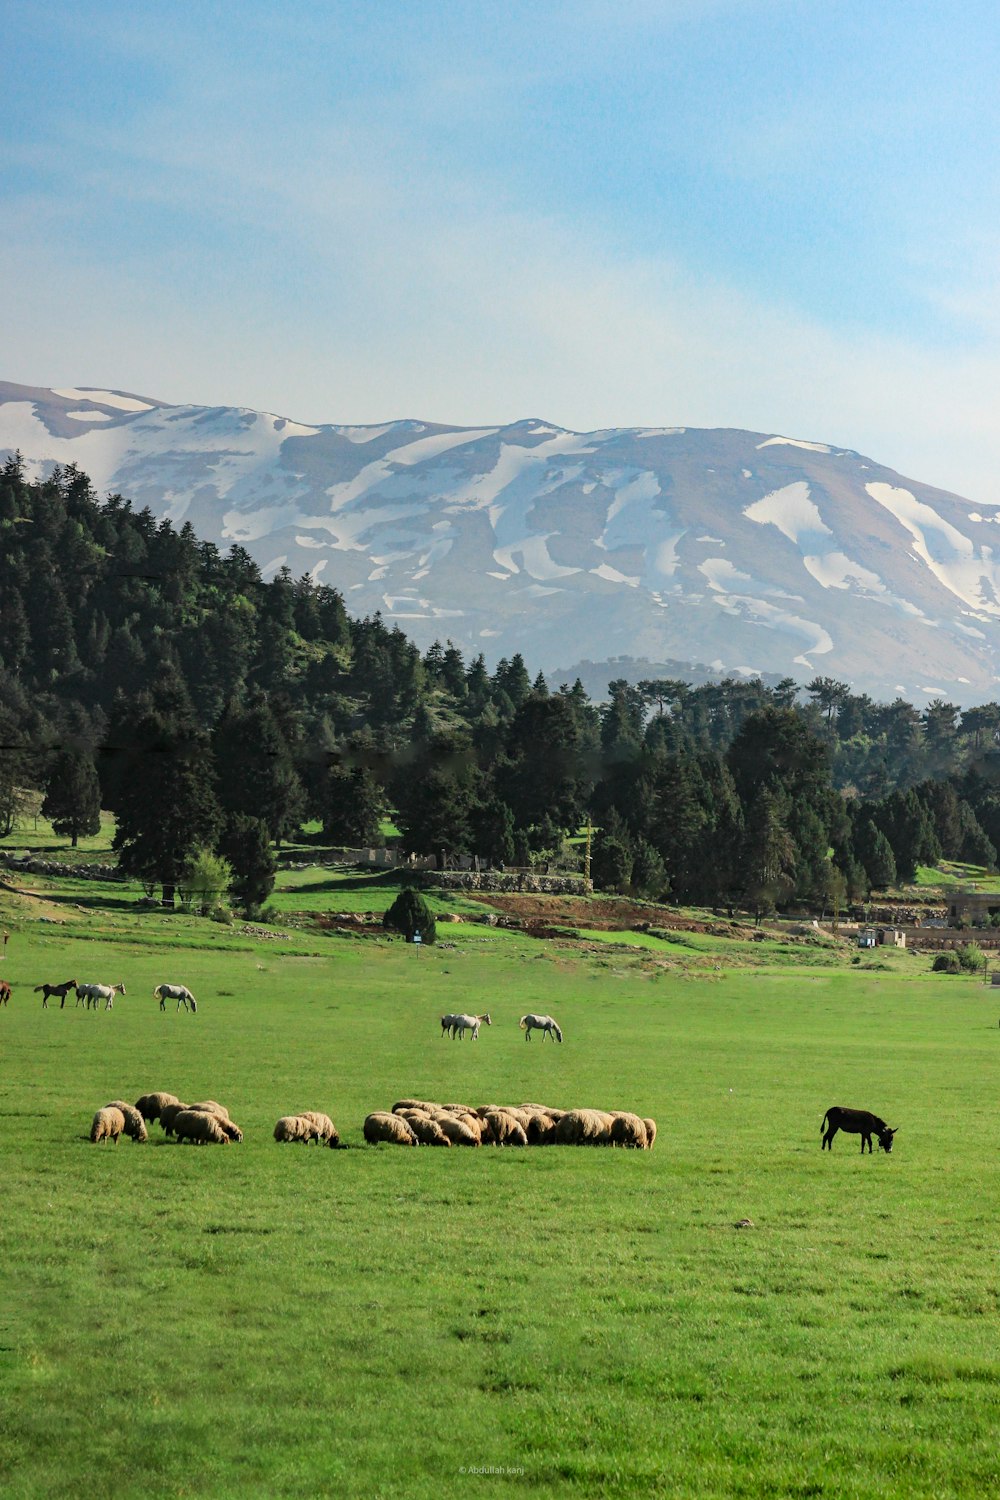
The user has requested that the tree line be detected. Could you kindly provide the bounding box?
[2,455,1000,915]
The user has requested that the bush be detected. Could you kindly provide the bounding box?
[957,942,985,974]
[383,887,437,945]
[931,952,960,973]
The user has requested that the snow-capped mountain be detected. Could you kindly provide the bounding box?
[3,379,999,704]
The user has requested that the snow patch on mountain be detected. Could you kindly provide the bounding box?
[866,481,1000,617]
[743,482,832,547]
[757,435,832,453]
[53,388,154,411]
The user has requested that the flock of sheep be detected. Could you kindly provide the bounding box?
[90,1093,245,1145]
[88,1091,655,1150]
[364,1099,656,1148]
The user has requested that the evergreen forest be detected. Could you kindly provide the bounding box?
[3,455,1000,914]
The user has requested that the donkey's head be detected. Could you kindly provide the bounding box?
[878,1126,897,1153]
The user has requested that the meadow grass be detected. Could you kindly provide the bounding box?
[3,884,1000,1499]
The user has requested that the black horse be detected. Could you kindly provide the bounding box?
[821,1107,897,1154]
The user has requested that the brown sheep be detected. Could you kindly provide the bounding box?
[134,1092,180,1123]
[173,1109,230,1145]
[159,1102,191,1137]
[299,1111,340,1147]
[436,1115,481,1147]
[402,1114,452,1146]
[609,1113,649,1149]
[481,1111,529,1147]
[364,1112,418,1146]
[643,1118,657,1150]
[555,1109,614,1145]
[104,1101,149,1143]
[525,1113,557,1145]
[274,1114,315,1143]
[218,1118,244,1142]
[187,1100,230,1120]
[90,1106,126,1144]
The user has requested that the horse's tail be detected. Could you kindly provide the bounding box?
[519,1017,528,1030]
[820,1111,829,1135]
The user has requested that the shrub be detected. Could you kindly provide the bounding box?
[957,942,985,974]
[383,887,437,945]
[931,952,960,974]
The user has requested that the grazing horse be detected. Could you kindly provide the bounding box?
[450,1012,491,1040]
[154,983,198,1013]
[821,1106,897,1154]
[78,981,126,1011]
[519,1013,563,1043]
[34,979,78,1010]
[0,981,10,1007]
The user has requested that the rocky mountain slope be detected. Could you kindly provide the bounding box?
[3,379,999,702]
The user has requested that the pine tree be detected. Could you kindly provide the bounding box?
[41,749,101,847]
[217,813,276,913]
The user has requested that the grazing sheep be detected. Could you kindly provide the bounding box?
[187,1100,230,1120]
[609,1113,649,1150]
[555,1109,614,1146]
[135,1092,181,1123]
[435,1115,481,1147]
[364,1112,418,1146]
[480,1110,528,1147]
[172,1109,231,1145]
[217,1117,244,1142]
[392,1098,438,1114]
[525,1113,557,1145]
[298,1111,340,1147]
[642,1118,657,1150]
[104,1101,149,1143]
[159,1102,191,1137]
[273,1114,317,1143]
[90,1106,126,1144]
[403,1113,453,1146]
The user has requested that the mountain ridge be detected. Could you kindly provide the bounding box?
[2,379,998,705]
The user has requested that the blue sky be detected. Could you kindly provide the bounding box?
[5,0,1000,500]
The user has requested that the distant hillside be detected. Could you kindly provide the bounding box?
[3,380,999,703]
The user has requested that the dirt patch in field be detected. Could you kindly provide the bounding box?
[461,892,751,939]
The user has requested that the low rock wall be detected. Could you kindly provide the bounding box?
[1,853,124,882]
[418,870,592,895]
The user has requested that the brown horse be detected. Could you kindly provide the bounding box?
[34,979,79,1010]
[0,981,10,1007]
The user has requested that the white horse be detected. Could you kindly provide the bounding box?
[519,1013,562,1042]
[78,981,126,1011]
[451,1012,491,1040]
[155,983,198,1013]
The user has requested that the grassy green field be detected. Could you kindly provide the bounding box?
[3,847,1000,1496]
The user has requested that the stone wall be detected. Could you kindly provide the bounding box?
[418,870,592,895]
[1,853,124,882]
